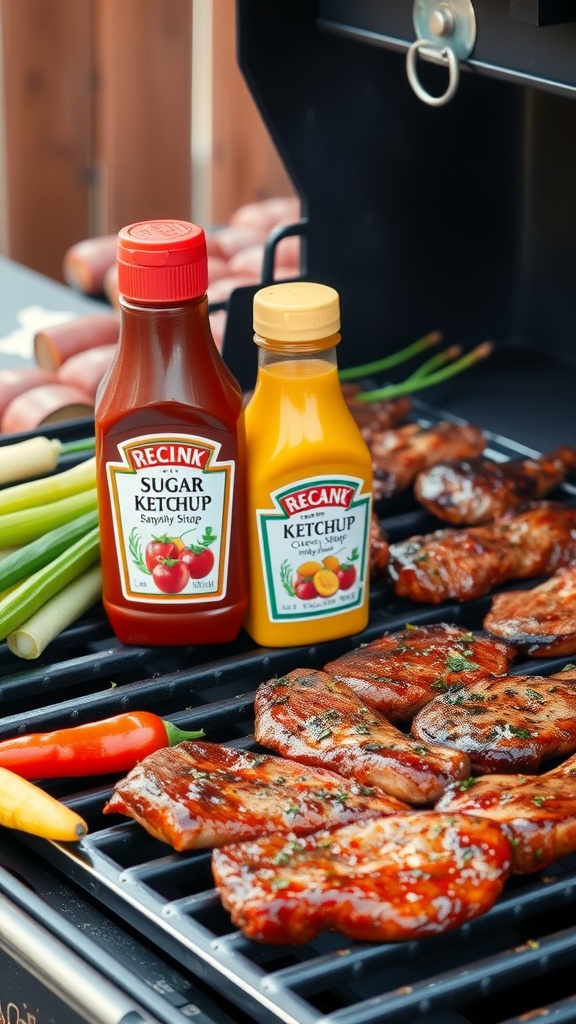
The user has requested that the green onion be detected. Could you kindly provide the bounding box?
[61,437,95,455]
[339,330,442,382]
[0,488,98,547]
[0,525,100,641]
[7,562,102,660]
[354,342,493,403]
[405,344,462,382]
[0,456,96,515]
[0,436,94,487]
[0,509,99,591]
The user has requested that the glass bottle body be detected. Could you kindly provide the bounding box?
[243,339,373,647]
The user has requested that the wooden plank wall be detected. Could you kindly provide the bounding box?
[0,0,294,283]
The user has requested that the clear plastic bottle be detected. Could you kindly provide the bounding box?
[94,219,248,646]
[243,281,373,647]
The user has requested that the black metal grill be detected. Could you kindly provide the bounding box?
[2,400,576,1024]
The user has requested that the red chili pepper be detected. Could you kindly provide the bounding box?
[0,712,205,780]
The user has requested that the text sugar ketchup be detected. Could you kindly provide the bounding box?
[94,220,248,646]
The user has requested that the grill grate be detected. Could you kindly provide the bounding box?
[2,404,576,1024]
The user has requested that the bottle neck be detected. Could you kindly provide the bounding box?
[119,292,208,317]
[254,331,341,370]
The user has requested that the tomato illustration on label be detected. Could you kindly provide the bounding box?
[130,526,218,594]
[144,535,180,572]
[281,548,360,601]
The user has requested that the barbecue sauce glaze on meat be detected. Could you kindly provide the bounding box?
[370,420,486,501]
[211,811,512,945]
[387,501,576,604]
[254,668,470,805]
[414,446,576,525]
[340,382,412,436]
[411,671,576,773]
[102,740,408,851]
[323,622,516,722]
[437,750,576,873]
[484,565,576,656]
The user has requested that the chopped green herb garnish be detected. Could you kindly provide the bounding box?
[457,777,477,791]
[446,652,480,672]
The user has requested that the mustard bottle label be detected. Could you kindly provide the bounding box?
[106,433,234,603]
[256,475,371,622]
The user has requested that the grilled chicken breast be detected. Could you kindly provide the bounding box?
[254,668,470,805]
[411,671,576,773]
[387,501,576,604]
[369,512,389,577]
[323,622,516,722]
[484,565,576,656]
[102,740,407,851]
[437,752,576,873]
[370,420,486,502]
[211,811,512,945]
[414,446,576,525]
[340,382,412,436]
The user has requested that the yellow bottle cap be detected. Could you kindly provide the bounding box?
[253,282,340,345]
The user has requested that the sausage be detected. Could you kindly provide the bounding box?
[63,235,118,295]
[34,314,120,371]
[207,275,260,306]
[57,344,117,400]
[0,367,58,422]
[1,383,94,434]
[103,263,120,311]
[228,196,301,232]
[211,225,269,260]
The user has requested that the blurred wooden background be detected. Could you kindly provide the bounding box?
[0,0,295,282]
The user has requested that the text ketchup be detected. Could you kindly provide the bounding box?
[94,220,248,646]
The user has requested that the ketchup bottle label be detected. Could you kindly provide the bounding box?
[256,475,371,622]
[106,433,235,603]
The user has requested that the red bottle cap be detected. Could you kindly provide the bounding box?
[117,220,208,302]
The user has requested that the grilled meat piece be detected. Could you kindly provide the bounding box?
[369,512,389,577]
[369,420,486,502]
[414,446,576,525]
[437,751,576,873]
[387,501,576,605]
[323,622,516,723]
[211,811,512,945]
[340,382,412,436]
[412,670,576,773]
[102,740,407,851]
[254,668,470,805]
[484,565,576,656]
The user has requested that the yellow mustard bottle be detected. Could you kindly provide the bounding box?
[243,281,373,647]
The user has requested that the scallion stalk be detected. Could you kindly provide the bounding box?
[0,525,100,641]
[7,562,102,659]
[0,456,96,515]
[339,330,442,382]
[354,341,493,403]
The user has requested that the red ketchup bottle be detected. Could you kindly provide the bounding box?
[94,219,248,646]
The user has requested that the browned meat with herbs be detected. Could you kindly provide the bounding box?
[102,740,407,851]
[412,669,576,773]
[414,446,576,525]
[436,750,576,873]
[340,382,412,436]
[484,565,576,656]
[369,512,389,577]
[211,811,512,945]
[254,668,470,805]
[323,622,516,723]
[369,420,486,501]
[387,501,576,605]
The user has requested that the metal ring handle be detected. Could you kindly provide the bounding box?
[406,39,459,106]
